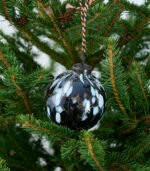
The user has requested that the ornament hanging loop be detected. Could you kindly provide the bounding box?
[66,0,96,65]
[80,0,89,65]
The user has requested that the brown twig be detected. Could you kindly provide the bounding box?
[104,9,122,37]
[135,67,148,102]
[0,51,10,69]
[108,45,127,114]
[131,141,150,159]
[0,51,32,114]
[84,134,105,171]
[66,12,101,32]
[11,74,32,114]
[1,0,13,23]
[110,162,133,171]
[22,121,64,141]
[121,113,137,134]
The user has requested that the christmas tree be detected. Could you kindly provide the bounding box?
[0,0,150,170]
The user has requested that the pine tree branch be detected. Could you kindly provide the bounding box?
[0,32,40,71]
[120,120,137,134]
[0,51,32,114]
[38,0,76,61]
[6,162,28,171]
[13,0,51,28]
[0,116,16,129]
[115,0,150,21]
[18,115,76,141]
[79,132,106,170]
[1,0,67,66]
[12,0,61,39]
[31,72,44,88]
[84,133,105,171]
[22,121,63,137]
[11,74,32,114]
[141,115,150,121]
[120,112,137,134]
[0,158,10,171]
[12,50,39,71]
[1,0,13,23]
[108,45,127,115]
[19,29,66,65]
[104,9,122,37]
[0,148,29,170]
[66,12,101,32]
[131,141,150,159]
[14,141,45,159]
[120,23,128,33]
[110,162,133,171]
[0,51,10,69]
[0,97,21,105]
[135,67,148,103]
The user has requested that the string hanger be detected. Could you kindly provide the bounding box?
[66,0,95,65]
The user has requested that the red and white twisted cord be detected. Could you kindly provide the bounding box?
[80,0,89,55]
[66,0,95,64]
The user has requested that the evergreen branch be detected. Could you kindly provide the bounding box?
[108,45,127,115]
[106,152,136,171]
[26,69,53,93]
[60,139,78,161]
[120,113,137,134]
[38,0,75,60]
[66,12,101,32]
[31,72,44,88]
[0,158,10,171]
[1,0,13,23]
[19,29,66,65]
[0,32,39,71]
[0,51,32,114]
[12,50,39,71]
[12,0,51,28]
[128,63,149,114]
[11,74,32,115]
[0,116,16,128]
[104,9,122,37]
[14,142,41,159]
[22,120,61,135]
[131,141,150,159]
[135,67,148,102]
[110,162,133,171]
[79,132,106,171]
[37,1,46,20]
[0,97,18,104]
[141,115,150,122]
[6,162,27,171]
[17,115,75,141]
[0,51,10,69]
[84,133,105,171]
[120,120,137,134]
[1,0,67,66]
[115,0,150,21]
[120,23,128,33]
[132,21,149,38]
[0,147,28,171]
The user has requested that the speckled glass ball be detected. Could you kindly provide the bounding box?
[45,63,106,130]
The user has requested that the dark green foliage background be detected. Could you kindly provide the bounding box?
[0,0,150,170]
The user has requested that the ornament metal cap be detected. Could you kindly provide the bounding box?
[71,63,92,74]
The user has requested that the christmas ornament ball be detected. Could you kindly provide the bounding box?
[45,63,106,130]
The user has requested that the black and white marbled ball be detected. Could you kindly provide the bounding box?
[45,64,106,130]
